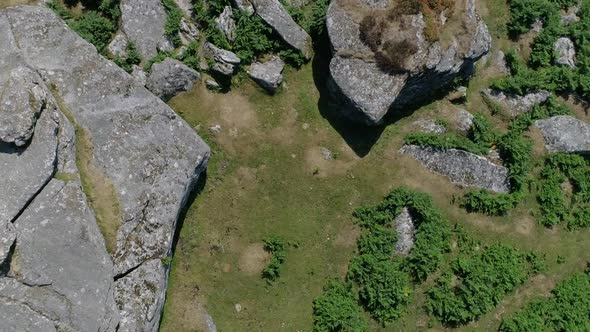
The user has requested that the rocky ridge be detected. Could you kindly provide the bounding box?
[0,6,210,331]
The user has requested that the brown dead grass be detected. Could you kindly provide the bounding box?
[0,0,38,9]
[238,243,270,275]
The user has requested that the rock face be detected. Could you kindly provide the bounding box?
[247,55,284,92]
[401,145,511,193]
[326,0,491,124]
[535,116,590,154]
[0,6,210,331]
[147,58,201,101]
[393,207,414,255]
[482,89,551,117]
[554,37,576,68]
[121,0,173,59]
[251,0,312,59]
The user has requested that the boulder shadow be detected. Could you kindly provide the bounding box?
[171,169,208,254]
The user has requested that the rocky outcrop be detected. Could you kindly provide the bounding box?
[121,0,173,59]
[251,0,312,59]
[401,145,511,193]
[147,58,200,101]
[554,37,576,68]
[482,89,551,117]
[216,6,236,41]
[393,207,414,255]
[326,0,491,124]
[204,42,241,77]
[247,55,284,92]
[535,116,590,154]
[0,6,210,331]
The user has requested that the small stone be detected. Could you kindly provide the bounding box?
[412,119,446,135]
[234,303,242,313]
[247,55,284,93]
[232,0,255,15]
[210,124,222,133]
[320,147,333,160]
[131,65,147,86]
[554,37,576,68]
[302,123,309,130]
[215,6,236,41]
[455,109,474,134]
[108,33,128,58]
[146,58,200,101]
[448,86,467,102]
[206,79,221,90]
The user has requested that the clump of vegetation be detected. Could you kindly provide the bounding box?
[375,40,418,73]
[262,235,287,282]
[113,42,141,73]
[537,153,590,229]
[426,243,542,326]
[500,265,590,331]
[162,0,184,47]
[48,0,119,53]
[312,280,369,332]
[176,40,201,70]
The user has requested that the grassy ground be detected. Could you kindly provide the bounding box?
[160,1,590,331]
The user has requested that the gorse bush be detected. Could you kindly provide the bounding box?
[312,281,369,332]
[500,266,590,331]
[262,236,287,282]
[114,42,141,72]
[162,0,183,47]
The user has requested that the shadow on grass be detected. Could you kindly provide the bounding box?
[171,169,208,255]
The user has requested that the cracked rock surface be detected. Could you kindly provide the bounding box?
[0,5,210,331]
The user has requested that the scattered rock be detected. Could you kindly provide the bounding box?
[320,147,333,160]
[180,17,200,45]
[455,109,474,134]
[393,207,414,255]
[412,119,447,135]
[326,0,491,124]
[531,19,544,33]
[146,58,200,101]
[120,0,173,59]
[0,221,15,265]
[493,50,510,74]
[204,43,241,77]
[234,303,242,313]
[561,6,580,26]
[131,64,148,86]
[0,65,51,146]
[400,145,511,193]
[448,86,468,102]
[174,0,193,17]
[554,37,576,68]
[534,115,590,154]
[206,78,221,90]
[108,32,129,58]
[247,55,284,93]
[216,6,236,41]
[210,124,222,132]
[251,0,312,59]
[233,0,255,15]
[482,89,551,117]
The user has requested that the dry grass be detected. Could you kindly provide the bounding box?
[0,0,38,9]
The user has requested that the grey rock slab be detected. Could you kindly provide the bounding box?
[247,55,284,92]
[131,64,147,87]
[401,145,511,193]
[205,42,241,64]
[455,109,474,134]
[115,259,166,332]
[0,105,59,225]
[233,0,255,15]
[180,17,199,45]
[12,179,119,331]
[482,89,551,117]
[251,0,312,59]
[554,37,576,68]
[393,207,414,255]
[146,58,200,101]
[412,119,447,135]
[326,0,491,124]
[121,0,172,59]
[535,115,590,154]
[0,297,57,332]
[108,32,129,58]
[2,5,210,329]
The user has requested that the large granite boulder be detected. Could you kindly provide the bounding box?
[326,0,491,124]
[251,0,313,59]
[1,6,210,331]
[147,58,201,101]
[535,116,590,154]
[121,0,174,59]
[401,145,511,193]
[482,88,551,117]
[247,55,284,92]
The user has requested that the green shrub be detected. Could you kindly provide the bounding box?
[262,235,287,282]
[162,0,183,47]
[312,280,369,332]
[69,11,116,53]
[232,10,276,63]
[114,42,141,72]
[500,266,590,331]
[176,40,201,70]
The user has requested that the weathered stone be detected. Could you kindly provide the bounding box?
[108,32,129,58]
[216,6,236,41]
[115,259,166,332]
[401,145,511,193]
[412,119,447,135]
[204,43,240,77]
[174,0,193,17]
[180,17,199,45]
[233,0,255,15]
[0,298,56,332]
[251,0,312,59]
[326,0,491,124]
[320,147,333,160]
[2,6,210,329]
[121,0,173,59]
[247,55,284,92]
[561,6,580,26]
[482,89,551,117]
[55,111,78,175]
[535,115,590,154]
[131,64,148,87]
[492,50,510,74]
[11,180,119,331]
[0,221,15,265]
[393,207,414,255]
[554,37,576,68]
[455,109,474,134]
[0,65,51,146]
[146,58,200,101]
[0,106,58,225]
[206,78,221,90]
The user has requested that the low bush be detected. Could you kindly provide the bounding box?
[114,42,141,72]
[312,280,369,332]
[162,0,183,47]
[262,235,287,282]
